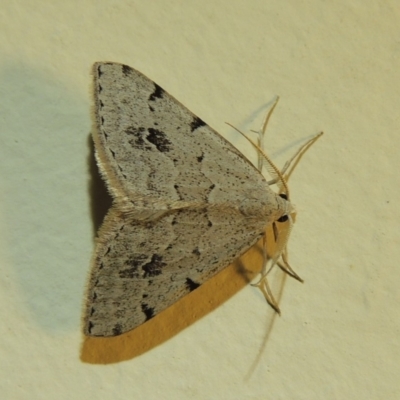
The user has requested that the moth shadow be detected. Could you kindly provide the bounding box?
[80,242,265,364]
[87,134,113,232]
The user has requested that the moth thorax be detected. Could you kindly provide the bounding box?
[239,194,291,221]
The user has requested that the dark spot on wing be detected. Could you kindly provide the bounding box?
[119,254,148,279]
[142,254,167,277]
[186,278,200,292]
[125,126,152,150]
[192,247,201,256]
[122,64,133,75]
[174,184,183,199]
[112,324,123,336]
[97,65,103,77]
[87,321,94,334]
[172,210,183,225]
[146,128,172,152]
[141,303,155,321]
[197,153,204,162]
[119,267,140,279]
[126,254,148,266]
[149,83,164,101]
[190,116,206,132]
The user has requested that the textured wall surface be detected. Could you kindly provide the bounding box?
[1,2,399,399]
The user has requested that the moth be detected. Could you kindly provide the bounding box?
[84,62,321,337]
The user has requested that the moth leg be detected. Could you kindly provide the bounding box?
[253,246,304,313]
[251,232,281,313]
[252,244,281,314]
[277,251,303,282]
[253,219,302,311]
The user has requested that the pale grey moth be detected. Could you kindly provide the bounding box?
[84,62,321,337]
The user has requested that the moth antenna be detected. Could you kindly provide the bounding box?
[280,131,324,181]
[226,122,290,197]
[256,96,280,172]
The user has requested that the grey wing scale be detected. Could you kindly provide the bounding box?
[92,62,268,208]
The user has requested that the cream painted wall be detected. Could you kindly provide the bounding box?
[1,1,399,399]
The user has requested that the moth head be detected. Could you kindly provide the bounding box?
[276,192,296,223]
